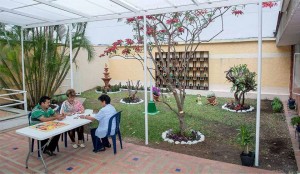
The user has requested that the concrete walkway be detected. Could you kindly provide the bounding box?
[0,129,277,174]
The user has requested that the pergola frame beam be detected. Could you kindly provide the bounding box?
[23,0,275,28]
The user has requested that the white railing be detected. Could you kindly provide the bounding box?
[0,88,27,113]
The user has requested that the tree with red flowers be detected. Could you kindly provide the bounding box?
[100,2,277,136]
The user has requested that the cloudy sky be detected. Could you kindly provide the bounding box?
[85,4,280,45]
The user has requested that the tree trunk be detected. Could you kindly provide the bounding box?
[178,112,186,136]
[242,93,245,106]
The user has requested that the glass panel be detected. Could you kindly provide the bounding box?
[0,0,37,9]
[15,4,80,21]
[125,0,171,10]
[88,0,130,13]
[0,12,43,25]
[52,0,112,16]
[293,53,300,95]
[169,0,194,6]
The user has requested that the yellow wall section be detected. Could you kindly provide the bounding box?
[108,40,291,89]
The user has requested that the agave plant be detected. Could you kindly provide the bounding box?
[0,23,94,108]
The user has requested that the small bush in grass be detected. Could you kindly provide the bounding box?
[272,97,283,113]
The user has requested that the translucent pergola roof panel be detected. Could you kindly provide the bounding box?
[0,0,276,28]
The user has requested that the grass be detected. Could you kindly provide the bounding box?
[81,89,264,143]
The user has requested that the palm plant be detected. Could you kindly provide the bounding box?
[0,23,94,108]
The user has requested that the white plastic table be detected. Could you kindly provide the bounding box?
[16,110,93,173]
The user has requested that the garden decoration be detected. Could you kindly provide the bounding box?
[102,64,112,91]
[237,125,255,166]
[152,87,161,102]
[120,80,144,104]
[224,64,256,113]
[196,94,202,105]
[206,92,217,106]
[99,2,277,136]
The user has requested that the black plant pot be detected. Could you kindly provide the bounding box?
[288,98,296,110]
[240,151,255,167]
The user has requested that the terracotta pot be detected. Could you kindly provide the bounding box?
[207,96,216,103]
[153,94,160,102]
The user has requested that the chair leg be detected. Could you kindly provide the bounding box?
[112,135,117,154]
[61,133,64,141]
[118,131,123,149]
[31,139,35,152]
[56,144,60,152]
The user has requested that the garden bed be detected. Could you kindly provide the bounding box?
[222,104,255,113]
[82,90,297,173]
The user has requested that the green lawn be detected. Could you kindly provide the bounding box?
[82,89,269,143]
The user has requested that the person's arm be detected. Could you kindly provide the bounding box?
[39,115,58,122]
[79,115,96,121]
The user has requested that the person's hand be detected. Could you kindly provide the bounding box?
[56,114,65,121]
[79,115,85,119]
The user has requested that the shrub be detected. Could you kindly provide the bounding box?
[291,116,300,126]
[272,97,283,113]
[96,86,102,91]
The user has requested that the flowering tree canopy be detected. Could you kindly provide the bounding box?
[100,2,277,135]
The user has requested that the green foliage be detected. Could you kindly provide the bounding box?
[291,116,300,126]
[236,125,254,154]
[0,23,94,108]
[271,97,283,113]
[96,86,102,91]
[225,64,257,106]
[206,91,215,98]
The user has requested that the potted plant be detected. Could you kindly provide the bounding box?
[206,91,217,105]
[288,97,296,110]
[152,87,161,102]
[237,125,255,166]
[291,116,300,132]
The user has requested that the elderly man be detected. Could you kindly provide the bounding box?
[30,96,65,156]
[80,94,116,153]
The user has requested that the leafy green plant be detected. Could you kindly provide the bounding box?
[237,125,254,154]
[0,23,94,108]
[225,64,257,107]
[271,97,283,113]
[96,86,102,91]
[291,116,300,126]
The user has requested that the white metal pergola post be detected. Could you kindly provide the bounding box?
[69,24,74,89]
[255,0,263,167]
[143,15,149,145]
[21,27,27,113]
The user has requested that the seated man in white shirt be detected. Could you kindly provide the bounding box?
[80,94,117,152]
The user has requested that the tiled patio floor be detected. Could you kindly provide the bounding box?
[0,129,277,174]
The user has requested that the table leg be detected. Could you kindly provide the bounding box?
[25,137,31,169]
[38,140,48,173]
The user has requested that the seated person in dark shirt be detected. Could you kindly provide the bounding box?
[30,96,66,156]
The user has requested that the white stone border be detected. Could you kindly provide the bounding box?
[221,104,255,113]
[120,98,144,105]
[161,129,205,145]
[95,90,122,94]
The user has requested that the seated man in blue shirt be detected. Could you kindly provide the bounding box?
[80,94,117,153]
[31,96,65,156]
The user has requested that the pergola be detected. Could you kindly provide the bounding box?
[0,0,274,166]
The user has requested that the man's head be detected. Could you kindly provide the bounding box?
[98,94,111,107]
[39,96,51,109]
